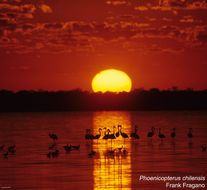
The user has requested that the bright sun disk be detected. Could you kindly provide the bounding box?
[92,69,132,93]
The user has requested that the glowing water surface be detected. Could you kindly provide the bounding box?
[0,111,206,190]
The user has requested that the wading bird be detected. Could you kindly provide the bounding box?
[109,126,116,140]
[108,126,116,149]
[120,125,128,139]
[93,128,102,140]
[85,129,94,141]
[147,127,155,139]
[119,125,128,146]
[8,145,16,154]
[158,128,166,141]
[130,125,140,140]
[103,129,110,140]
[187,128,193,139]
[115,125,121,137]
[171,128,176,138]
[63,144,72,152]
[71,145,80,150]
[49,133,58,142]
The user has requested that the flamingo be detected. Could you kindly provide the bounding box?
[103,129,110,140]
[123,148,127,155]
[63,144,72,152]
[158,128,166,141]
[71,145,80,150]
[93,128,102,140]
[147,127,155,138]
[85,129,94,148]
[49,133,58,142]
[130,125,140,139]
[120,125,129,139]
[171,128,176,138]
[187,128,193,139]
[108,126,116,149]
[115,125,121,137]
[109,126,116,139]
[85,129,93,140]
[119,125,128,147]
[8,145,16,154]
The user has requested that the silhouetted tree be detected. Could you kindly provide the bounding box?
[0,89,206,112]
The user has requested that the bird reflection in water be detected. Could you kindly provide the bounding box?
[92,112,131,190]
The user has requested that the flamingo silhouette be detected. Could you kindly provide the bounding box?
[147,127,155,138]
[109,126,116,140]
[130,125,140,139]
[63,144,80,152]
[115,125,121,137]
[158,128,166,141]
[108,126,116,149]
[103,129,110,140]
[119,125,128,146]
[120,126,129,139]
[171,128,176,138]
[187,128,193,139]
[123,148,127,155]
[93,128,102,140]
[63,144,72,152]
[49,133,58,142]
[71,145,80,150]
[85,129,93,140]
[8,145,16,154]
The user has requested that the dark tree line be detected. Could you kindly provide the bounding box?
[0,89,206,112]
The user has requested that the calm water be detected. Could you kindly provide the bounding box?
[0,111,206,190]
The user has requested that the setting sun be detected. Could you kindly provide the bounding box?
[92,69,132,93]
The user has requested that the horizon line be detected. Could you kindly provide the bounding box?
[0,87,207,93]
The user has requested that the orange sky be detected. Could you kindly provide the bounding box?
[0,0,207,91]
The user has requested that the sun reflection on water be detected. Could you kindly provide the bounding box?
[92,112,132,190]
